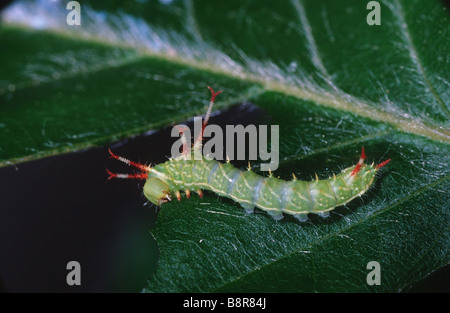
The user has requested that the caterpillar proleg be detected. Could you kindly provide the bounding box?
[107,87,391,222]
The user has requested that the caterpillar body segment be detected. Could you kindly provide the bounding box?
[107,87,391,222]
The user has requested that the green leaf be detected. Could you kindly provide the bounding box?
[1,0,448,292]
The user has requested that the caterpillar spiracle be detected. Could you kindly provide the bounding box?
[107,87,391,222]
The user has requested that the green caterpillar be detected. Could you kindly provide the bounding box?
[107,87,390,222]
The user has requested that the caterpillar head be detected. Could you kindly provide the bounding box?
[143,177,172,206]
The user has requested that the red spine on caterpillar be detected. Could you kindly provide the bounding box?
[351,146,366,176]
[106,169,148,180]
[106,148,151,181]
[108,148,152,173]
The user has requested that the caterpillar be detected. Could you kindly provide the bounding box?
[107,87,391,222]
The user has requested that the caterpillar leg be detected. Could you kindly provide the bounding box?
[240,203,255,214]
[292,213,308,222]
[267,210,284,221]
[240,202,284,220]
